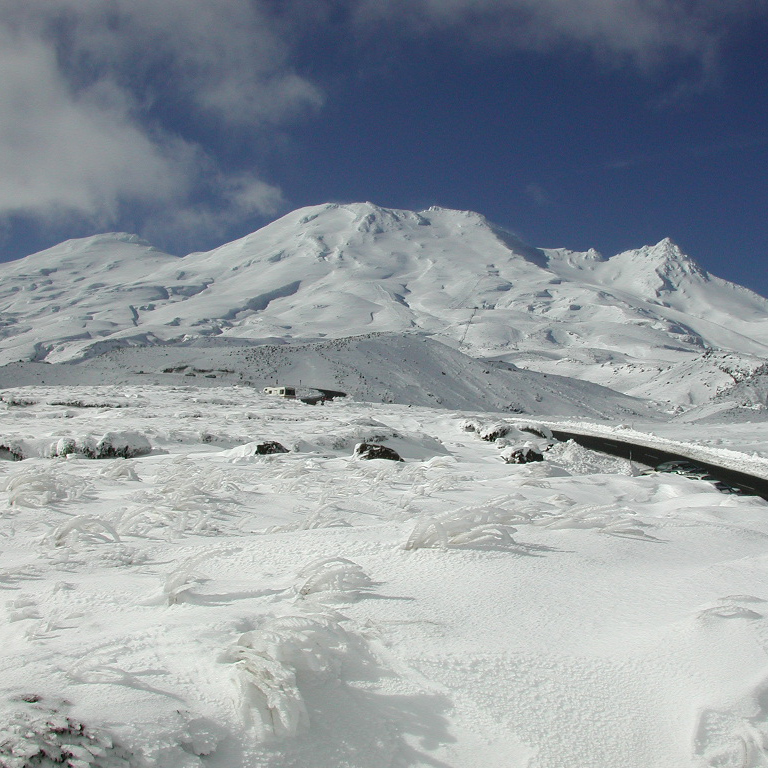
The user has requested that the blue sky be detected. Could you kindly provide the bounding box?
[1,1,767,294]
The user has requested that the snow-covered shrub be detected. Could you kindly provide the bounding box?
[294,557,373,600]
[404,500,523,550]
[309,419,401,452]
[546,440,634,476]
[0,394,37,407]
[515,422,554,440]
[92,432,152,459]
[0,699,133,768]
[1,432,151,460]
[46,516,121,548]
[0,441,24,461]
[3,466,87,508]
[54,437,78,457]
[221,612,350,740]
[478,422,512,442]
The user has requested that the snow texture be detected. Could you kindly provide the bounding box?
[0,386,768,767]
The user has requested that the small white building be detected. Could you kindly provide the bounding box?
[263,386,297,399]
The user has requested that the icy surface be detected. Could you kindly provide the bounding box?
[2,385,768,767]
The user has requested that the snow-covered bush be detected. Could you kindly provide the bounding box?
[91,432,152,459]
[221,612,351,740]
[294,557,373,600]
[0,432,151,460]
[499,443,544,464]
[0,699,133,768]
[3,466,88,508]
[515,422,554,440]
[546,439,634,476]
[308,419,401,452]
[404,500,522,550]
[482,424,515,441]
[0,441,24,461]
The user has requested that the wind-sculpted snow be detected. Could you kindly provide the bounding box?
[3,385,768,766]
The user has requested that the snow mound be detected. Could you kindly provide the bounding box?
[0,431,151,460]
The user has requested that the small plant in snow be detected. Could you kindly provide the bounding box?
[119,460,241,536]
[0,698,133,768]
[528,502,658,539]
[294,557,373,599]
[148,552,212,605]
[404,500,524,550]
[263,506,351,534]
[3,467,87,508]
[221,612,350,740]
[98,460,140,482]
[45,516,121,548]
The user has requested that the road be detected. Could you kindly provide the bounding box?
[547,428,768,501]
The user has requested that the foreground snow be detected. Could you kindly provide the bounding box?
[2,386,768,767]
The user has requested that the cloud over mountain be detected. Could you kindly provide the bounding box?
[0,0,318,232]
[0,0,763,247]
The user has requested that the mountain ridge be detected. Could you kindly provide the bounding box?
[2,202,767,410]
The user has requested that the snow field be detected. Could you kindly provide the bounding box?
[2,386,768,766]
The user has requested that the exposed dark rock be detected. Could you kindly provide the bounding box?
[501,446,544,464]
[93,431,152,459]
[255,441,289,455]
[353,442,404,462]
[479,423,511,441]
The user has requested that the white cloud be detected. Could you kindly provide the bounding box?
[0,26,194,221]
[0,0,763,243]
[0,0,321,228]
[349,0,764,69]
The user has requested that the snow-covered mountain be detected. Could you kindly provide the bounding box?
[2,202,767,407]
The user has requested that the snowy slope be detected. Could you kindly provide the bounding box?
[2,385,768,767]
[2,202,768,406]
[0,334,654,419]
